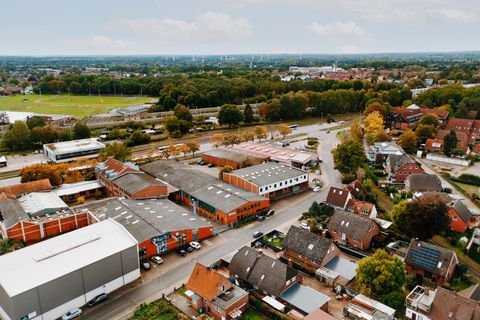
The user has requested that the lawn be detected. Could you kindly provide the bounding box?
[0,94,149,118]
[130,298,186,320]
[265,236,284,248]
[240,309,268,320]
[455,182,479,196]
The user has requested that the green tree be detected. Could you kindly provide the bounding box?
[0,239,24,256]
[398,129,417,153]
[2,121,31,151]
[415,124,437,144]
[218,105,244,127]
[173,104,193,122]
[99,142,131,161]
[364,102,388,117]
[73,123,91,139]
[26,116,46,129]
[31,126,58,145]
[392,195,450,240]
[186,140,200,157]
[332,139,366,175]
[419,114,439,127]
[243,104,255,123]
[443,130,458,157]
[349,122,364,142]
[127,130,151,146]
[356,249,406,310]
[390,200,408,223]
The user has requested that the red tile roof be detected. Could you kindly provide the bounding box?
[420,108,449,120]
[445,118,474,133]
[0,179,52,197]
[325,187,350,208]
[101,158,138,177]
[436,130,469,147]
[187,263,231,301]
[425,139,443,151]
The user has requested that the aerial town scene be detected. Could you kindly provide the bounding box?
[1,1,480,320]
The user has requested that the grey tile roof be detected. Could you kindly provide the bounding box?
[405,173,442,191]
[282,226,333,264]
[141,160,218,194]
[452,200,473,223]
[327,209,376,241]
[405,239,457,278]
[388,154,415,169]
[229,246,298,297]
[79,198,213,242]
[323,256,357,281]
[113,172,166,196]
[230,162,307,186]
[191,184,265,213]
[0,199,29,229]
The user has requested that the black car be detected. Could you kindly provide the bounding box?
[186,246,194,253]
[253,231,264,238]
[266,210,275,217]
[87,293,108,307]
[177,249,187,256]
[257,215,265,221]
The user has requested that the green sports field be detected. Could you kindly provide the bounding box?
[0,94,150,118]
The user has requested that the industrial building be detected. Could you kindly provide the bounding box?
[43,138,106,163]
[231,142,319,168]
[53,180,105,203]
[141,160,270,225]
[223,162,309,199]
[0,219,140,320]
[96,158,168,199]
[201,148,268,169]
[81,197,214,258]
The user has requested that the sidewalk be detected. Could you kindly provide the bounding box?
[168,292,199,319]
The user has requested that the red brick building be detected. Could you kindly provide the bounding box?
[141,160,270,226]
[327,210,380,250]
[187,263,249,320]
[404,239,458,284]
[82,197,214,258]
[0,179,52,197]
[282,226,339,273]
[385,154,424,183]
[96,158,168,199]
[448,200,473,233]
[201,148,268,169]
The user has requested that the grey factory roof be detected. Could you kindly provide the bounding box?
[202,148,268,164]
[327,209,376,241]
[83,198,213,242]
[0,198,29,229]
[113,172,166,195]
[230,162,307,186]
[191,183,265,213]
[282,226,334,264]
[141,160,218,194]
[0,219,137,297]
[53,180,104,197]
[18,192,68,216]
[280,284,330,314]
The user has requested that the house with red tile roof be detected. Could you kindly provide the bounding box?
[325,187,353,210]
[187,263,249,320]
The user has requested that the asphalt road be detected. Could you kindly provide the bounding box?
[81,126,342,320]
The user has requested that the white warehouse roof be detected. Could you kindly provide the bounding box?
[0,219,137,297]
[44,138,105,154]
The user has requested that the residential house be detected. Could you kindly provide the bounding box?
[404,239,458,284]
[449,199,474,233]
[367,142,405,164]
[344,179,368,200]
[186,263,249,320]
[445,118,480,143]
[420,107,449,125]
[425,138,444,153]
[405,286,480,320]
[404,173,442,193]
[325,187,353,210]
[96,158,168,199]
[344,294,396,320]
[282,226,339,273]
[436,129,470,153]
[327,210,380,250]
[351,200,377,219]
[389,106,424,130]
[228,246,301,298]
[385,154,424,183]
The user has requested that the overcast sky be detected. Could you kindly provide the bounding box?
[2,0,480,55]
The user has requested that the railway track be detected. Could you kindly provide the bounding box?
[431,238,480,281]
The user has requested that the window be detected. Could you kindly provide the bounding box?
[280,182,283,186]
[260,187,263,192]
[215,306,221,312]
[274,184,277,188]
[452,215,458,221]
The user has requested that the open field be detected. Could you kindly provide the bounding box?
[456,182,480,196]
[0,94,149,117]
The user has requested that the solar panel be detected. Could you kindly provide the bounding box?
[410,246,440,271]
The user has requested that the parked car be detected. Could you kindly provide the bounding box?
[186,245,194,253]
[207,163,215,168]
[257,215,266,221]
[177,249,187,256]
[189,241,201,250]
[313,186,321,192]
[87,293,108,307]
[150,255,164,265]
[299,222,310,230]
[199,161,207,166]
[266,210,275,217]
[62,308,82,320]
[142,262,151,270]
[253,231,264,238]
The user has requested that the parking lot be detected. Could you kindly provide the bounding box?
[0,153,49,172]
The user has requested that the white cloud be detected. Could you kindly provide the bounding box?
[439,9,477,22]
[310,21,368,37]
[111,11,252,44]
